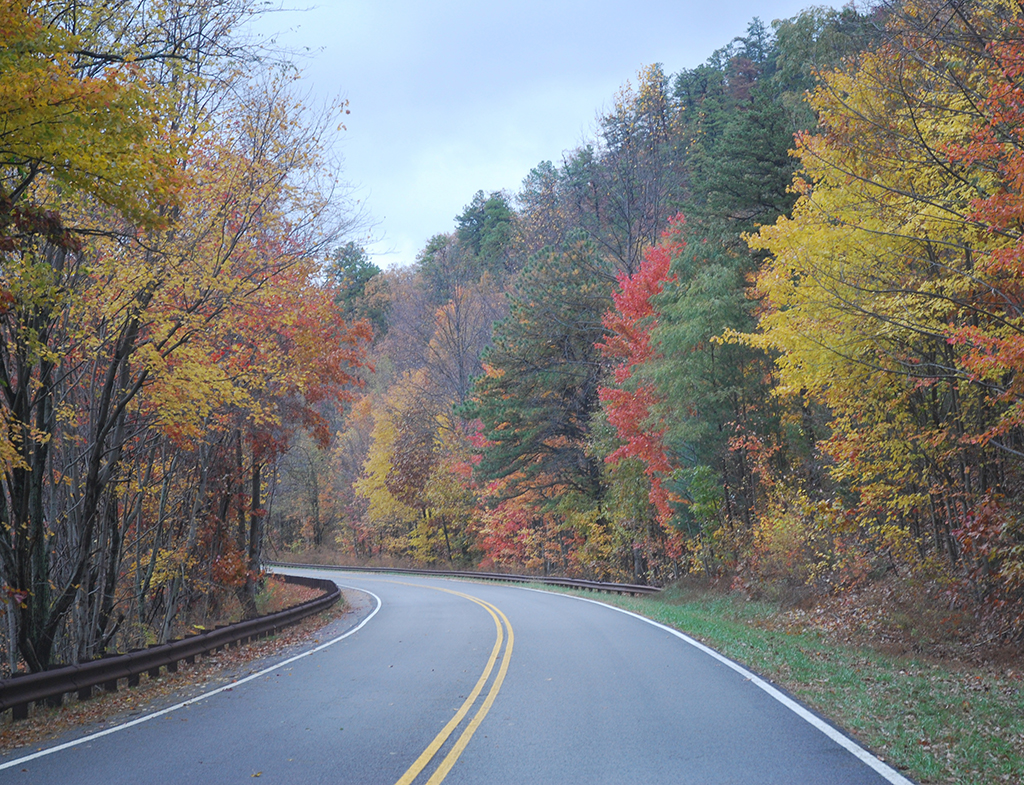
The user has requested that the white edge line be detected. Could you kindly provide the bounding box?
[0,583,381,772]
[518,586,915,785]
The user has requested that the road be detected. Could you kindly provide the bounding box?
[0,569,914,784]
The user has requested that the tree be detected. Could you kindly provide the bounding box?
[695,85,799,227]
[455,190,515,275]
[328,241,382,331]
[597,222,678,526]
[420,422,478,565]
[596,224,683,581]
[0,0,185,671]
[0,4,370,669]
[424,278,506,407]
[571,64,685,278]
[640,8,877,580]
[466,238,611,508]
[353,382,425,557]
[746,0,1024,616]
[513,161,574,263]
[0,0,182,235]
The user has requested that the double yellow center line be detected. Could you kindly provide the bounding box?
[392,585,514,785]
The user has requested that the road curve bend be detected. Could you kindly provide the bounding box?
[0,568,913,784]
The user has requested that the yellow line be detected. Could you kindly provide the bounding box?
[389,584,513,785]
[425,601,514,785]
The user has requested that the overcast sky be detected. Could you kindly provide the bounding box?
[249,1,844,268]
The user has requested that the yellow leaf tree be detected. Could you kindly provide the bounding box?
[746,0,1024,613]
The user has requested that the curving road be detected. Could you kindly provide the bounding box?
[0,569,914,784]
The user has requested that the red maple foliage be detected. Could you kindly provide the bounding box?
[597,216,682,524]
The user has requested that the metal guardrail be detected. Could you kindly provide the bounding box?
[0,573,339,721]
[0,566,656,722]
[268,562,662,597]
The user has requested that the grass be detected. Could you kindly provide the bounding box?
[549,585,1023,785]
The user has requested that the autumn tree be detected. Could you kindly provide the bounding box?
[0,0,184,671]
[466,238,611,564]
[353,378,428,558]
[626,8,880,582]
[596,221,680,581]
[565,64,684,278]
[508,65,687,282]
[746,0,1024,619]
[0,1,370,669]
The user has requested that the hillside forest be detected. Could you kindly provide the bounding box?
[3,0,1024,673]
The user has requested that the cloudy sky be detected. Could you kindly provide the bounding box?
[249,1,843,268]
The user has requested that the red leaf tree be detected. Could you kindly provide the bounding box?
[597,216,682,525]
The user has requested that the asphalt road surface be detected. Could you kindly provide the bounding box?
[0,568,914,784]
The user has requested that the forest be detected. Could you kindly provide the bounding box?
[0,0,369,673]
[3,0,1024,675]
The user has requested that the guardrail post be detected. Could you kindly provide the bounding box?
[146,643,162,678]
[78,685,92,700]
[12,702,28,720]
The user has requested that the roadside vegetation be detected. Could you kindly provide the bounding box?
[0,1,368,675]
